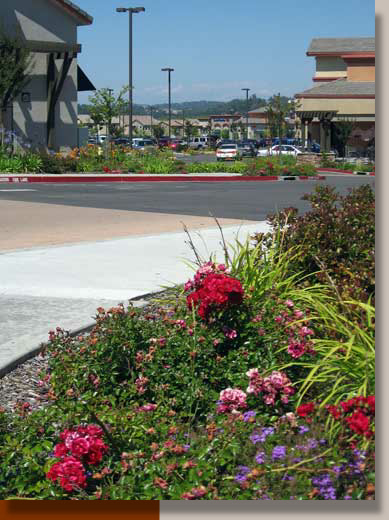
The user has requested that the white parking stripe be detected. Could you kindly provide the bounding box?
[0,189,36,192]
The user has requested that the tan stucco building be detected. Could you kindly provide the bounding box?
[0,0,95,152]
[295,38,375,156]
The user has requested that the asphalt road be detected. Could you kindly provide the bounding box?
[0,176,375,222]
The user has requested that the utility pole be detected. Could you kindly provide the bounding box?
[161,67,174,139]
[242,88,250,140]
[116,7,145,148]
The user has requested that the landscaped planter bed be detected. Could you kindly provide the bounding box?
[0,184,375,500]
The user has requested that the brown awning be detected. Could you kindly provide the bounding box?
[296,111,338,120]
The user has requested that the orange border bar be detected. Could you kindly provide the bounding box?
[0,501,159,520]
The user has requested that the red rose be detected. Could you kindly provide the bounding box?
[296,402,315,417]
[346,410,371,436]
[326,405,342,420]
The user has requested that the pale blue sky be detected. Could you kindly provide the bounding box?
[75,0,375,105]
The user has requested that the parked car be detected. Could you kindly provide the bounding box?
[88,135,107,145]
[132,138,156,151]
[242,139,260,150]
[215,139,236,148]
[257,145,302,157]
[168,139,187,151]
[237,142,256,157]
[216,143,241,161]
[157,137,172,148]
[114,137,131,146]
[188,136,209,150]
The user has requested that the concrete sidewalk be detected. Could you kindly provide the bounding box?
[0,221,269,376]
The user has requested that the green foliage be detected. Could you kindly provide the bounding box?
[0,149,42,173]
[88,87,129,136]
[263,184,375,303]
[39,154,78,174]
[0,29,32,113]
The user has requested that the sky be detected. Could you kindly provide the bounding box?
[75,0,375,105]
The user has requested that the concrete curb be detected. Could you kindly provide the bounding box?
[0,289,168,379]
[0,173,327,183]
[317,168,375,176]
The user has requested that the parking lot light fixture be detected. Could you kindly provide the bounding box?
[150,105,153,137]
[161,67,174,139]
[241,88,250,140]
[116,7,145,148]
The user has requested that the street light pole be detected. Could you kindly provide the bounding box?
[278,92,282,159]
[116,6,145,149]
[150,105,153,137]
[161,67,174,139]
[242,88,250,140]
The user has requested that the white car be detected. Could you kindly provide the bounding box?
[132,138,156,151]
[216,143,241,161]
[188,136,209,150]
[257,145,302,157]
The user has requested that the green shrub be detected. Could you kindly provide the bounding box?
[39,154,78,174]
[259,184,375,303]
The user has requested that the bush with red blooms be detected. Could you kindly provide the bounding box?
[296,402,315,418]
[327,396,375,439]
[297,396,375,439]
[47,424,109,492]
[185,263,244,321]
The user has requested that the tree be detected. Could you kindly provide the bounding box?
[153,124,164,139]
[332,117,356,157]
[88,86,129,139]
[266,94,288,150]
[184,120,196,142]
[0,29,32,148]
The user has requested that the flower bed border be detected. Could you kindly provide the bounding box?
[0,174,327,183]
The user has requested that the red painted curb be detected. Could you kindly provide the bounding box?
[0,174,326,183]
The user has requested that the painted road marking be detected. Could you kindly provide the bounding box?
[0,189,37,192]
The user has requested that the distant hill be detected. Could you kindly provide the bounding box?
[78,95,292,118]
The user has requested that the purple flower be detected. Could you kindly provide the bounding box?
[234,474,247,484]
[243,411,257,422]
[282,474,294,481]
[255,451,265,464]
[298,425,310,434]
[237,465,250,474]
[306,438,318,450]
[312,474,337,500]
[250,427,275,444]
[183,444,190,451]
[272,446,287,460]
[250,433,262,445]
[344,495,352,500]
[234,465,250,484]
[319,438,327,445]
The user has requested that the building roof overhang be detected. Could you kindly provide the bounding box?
[51,0,93,26]
[25,40,81,54]
[295,79,375,99]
